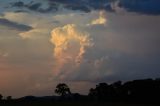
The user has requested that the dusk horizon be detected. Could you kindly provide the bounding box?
[0,0,160,99]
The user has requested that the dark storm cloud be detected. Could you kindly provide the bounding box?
[11,1,57,13]
[118,0,160,15]
[27,3,42,11]
[12,1,24,7]
[0,18,33,31]
[9,0,160,15]
[49,0,160,15]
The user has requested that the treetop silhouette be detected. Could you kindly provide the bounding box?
[55,83,71,96]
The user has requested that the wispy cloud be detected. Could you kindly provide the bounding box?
[0,18,32,31]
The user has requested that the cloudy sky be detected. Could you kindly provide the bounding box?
[0,0,160,98]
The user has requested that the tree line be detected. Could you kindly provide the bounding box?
[88,78,160,103]
[0,78,160,103]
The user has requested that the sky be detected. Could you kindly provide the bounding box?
[0,0,160,98]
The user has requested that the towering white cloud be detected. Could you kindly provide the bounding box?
[50,24,93,77]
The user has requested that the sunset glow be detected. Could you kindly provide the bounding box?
[0,0,160,98]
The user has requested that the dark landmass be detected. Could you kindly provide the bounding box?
[0,78,160,106]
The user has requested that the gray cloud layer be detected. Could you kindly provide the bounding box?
[0,18,32,31]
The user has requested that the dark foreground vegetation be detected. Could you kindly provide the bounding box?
[0,101,159,106]
[0,78,160,106]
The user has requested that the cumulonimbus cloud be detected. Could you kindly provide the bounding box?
[50,24,93,77]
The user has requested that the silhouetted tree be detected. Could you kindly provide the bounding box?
[88,79,160,102]
[55,83,71,96]
[6,96,12,101]
[112,81,122,89]
[89,88,98,100]
[96,83,109,100]
[0,94,3,101]
[111,81,123,99]
[89,83,111,100]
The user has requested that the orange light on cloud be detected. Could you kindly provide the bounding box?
[50,24,93,77]
[91,10,107,25]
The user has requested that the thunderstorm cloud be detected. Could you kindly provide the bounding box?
[50,24,93,77]
[0,0,160,98]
